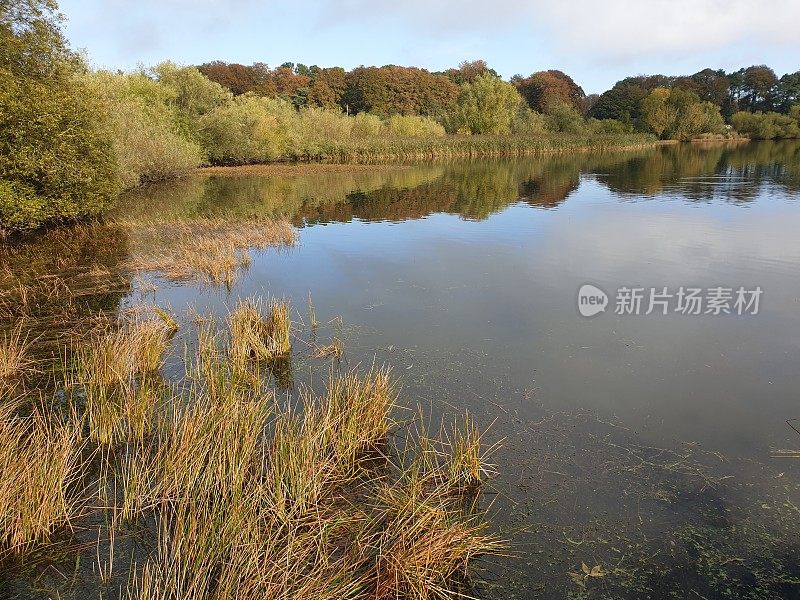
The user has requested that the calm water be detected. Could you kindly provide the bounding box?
[10,141,800,598]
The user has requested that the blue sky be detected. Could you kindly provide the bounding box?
[60,0,800,94]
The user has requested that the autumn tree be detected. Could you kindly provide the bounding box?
[512,70,585,113]
[342,66,458,117]
[442,59,497,85]
[308,67,347,109]
[198,61,272,95]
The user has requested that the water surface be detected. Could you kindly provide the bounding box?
[10,141,800,598]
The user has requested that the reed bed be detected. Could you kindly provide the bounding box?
[121,217,296,286]
[3,296,502,597]
[71,318,173,445]
[0,324,31,380]
[0,401,87,560]
[227,298,292,373]
[286,133,657,163]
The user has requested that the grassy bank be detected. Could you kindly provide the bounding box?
[256,132,658,163]
[0,297,504,598]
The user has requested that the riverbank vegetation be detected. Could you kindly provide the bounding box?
[0,297,504,597]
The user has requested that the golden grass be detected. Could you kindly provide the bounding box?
[0,324,32,379]
[3,295,502,597]
[72,319,172,445]
[0,401,86,559]
[121,217,296,286]
[228,298,292,375]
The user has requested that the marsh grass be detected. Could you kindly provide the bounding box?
[228,298,292,377]
[3,296,502,597]
[122,217,296,286]
[0,324,32,380]
[0,401,87,560]
[71,319,172,445]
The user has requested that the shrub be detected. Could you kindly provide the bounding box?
[199,95,293,165]
[512,107,548,135]
[0,70,118,230]
[587,118,632,134]
[351,112,384,137]
[383,114,446,137]
[544,101,586,133]
[151,61,232,137]
[447,74,523,134]
[731,110,800,139]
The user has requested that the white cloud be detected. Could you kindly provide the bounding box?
[318,0,800,63]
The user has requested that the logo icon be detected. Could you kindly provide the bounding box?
[578,284,608,317]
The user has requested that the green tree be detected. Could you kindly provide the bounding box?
[741,65,778,112]
[776,72,800,113]
[640,87,672,138]
[447,74,522,134]
[589,78,649,123]
[0,0,117,230]
[152,61,232,135]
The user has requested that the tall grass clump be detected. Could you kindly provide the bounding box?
[0,402,86,559]
[0,325,31,380]
[71,319,171,445]
[4,296,502,596]
[227,298,292,375]
[122,217,296,286]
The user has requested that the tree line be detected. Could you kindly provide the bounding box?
[197,61,800,140]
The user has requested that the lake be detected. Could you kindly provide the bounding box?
[5,141,800,598]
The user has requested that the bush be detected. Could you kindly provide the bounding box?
[151,61,232,138]
[383,114,446,137]
[351,112,384,137]
[731,110,800,139]
[587,118,632,134]
[200,95,293,164]
[0,71,118,230]
[447,74,523,134]
[543,101,586,134]
[512,107,548,136]
[82,71,204,189]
